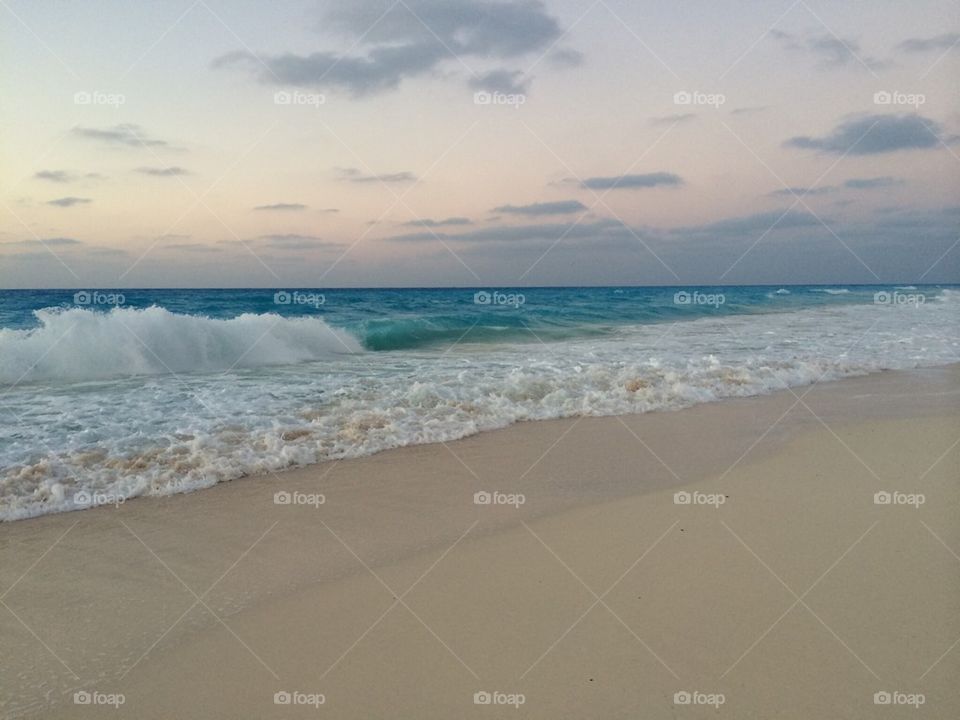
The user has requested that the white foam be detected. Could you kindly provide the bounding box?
[0,306,361,384]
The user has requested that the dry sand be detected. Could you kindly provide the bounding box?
[1,366,958,718]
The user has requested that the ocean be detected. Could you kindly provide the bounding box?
[0,285,956,521]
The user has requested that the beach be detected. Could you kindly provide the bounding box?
[2,365,957,719]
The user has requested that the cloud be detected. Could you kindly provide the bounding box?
[136,166,190,177]
[254,202,307,211]
[256,234,341,250]
[47,197,92,207]
[784,114,949,155]
[581,172,683,190]
[548,48,584,67]
[650,113,696,126]
[843,176,904,189]
[676,210,822,236]
[402,217,472,227]
[730,106,767,116]
[166,243,223,253]
[492,200,588,215]
[386,218,628,243]
[768,186,836,197]
[34,170,71,183]
[896,33,960,53]
[73,124,169,148]
[337,167,417,183]
[2,237,83,247]
[213,0,566,96]
[771,30,886,69]
[468,69,529,94]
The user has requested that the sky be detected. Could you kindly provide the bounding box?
[1,0,958,288]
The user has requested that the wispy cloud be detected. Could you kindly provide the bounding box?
[337,167,417,183]
[492,200,587,215]
[73,124,170,148]
[468,69,529,95]
[650,113,695,126]
[254,202,307,211]
[2,236,83,247]
[784,114,950,155]
[771,29,886,70]
[581,172,683,190]
[843,176,904,189]
[34,170,71,183]
[402,217,472,227]
[768,186,836,197]
[136,166,190,177]
[46,197,92,207]
[896,33,960,53]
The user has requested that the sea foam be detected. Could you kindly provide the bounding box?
[0,306,361,384]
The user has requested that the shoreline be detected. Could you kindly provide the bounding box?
[5,362,960,526]
[1,365,958,718]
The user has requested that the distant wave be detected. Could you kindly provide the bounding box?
[0,306,361,384]
[811,288,850,294]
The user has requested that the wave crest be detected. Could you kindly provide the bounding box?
[0,306,361,384]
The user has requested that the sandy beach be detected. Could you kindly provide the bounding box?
[1,365,957,719]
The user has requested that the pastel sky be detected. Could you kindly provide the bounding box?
[1,0,958,287]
